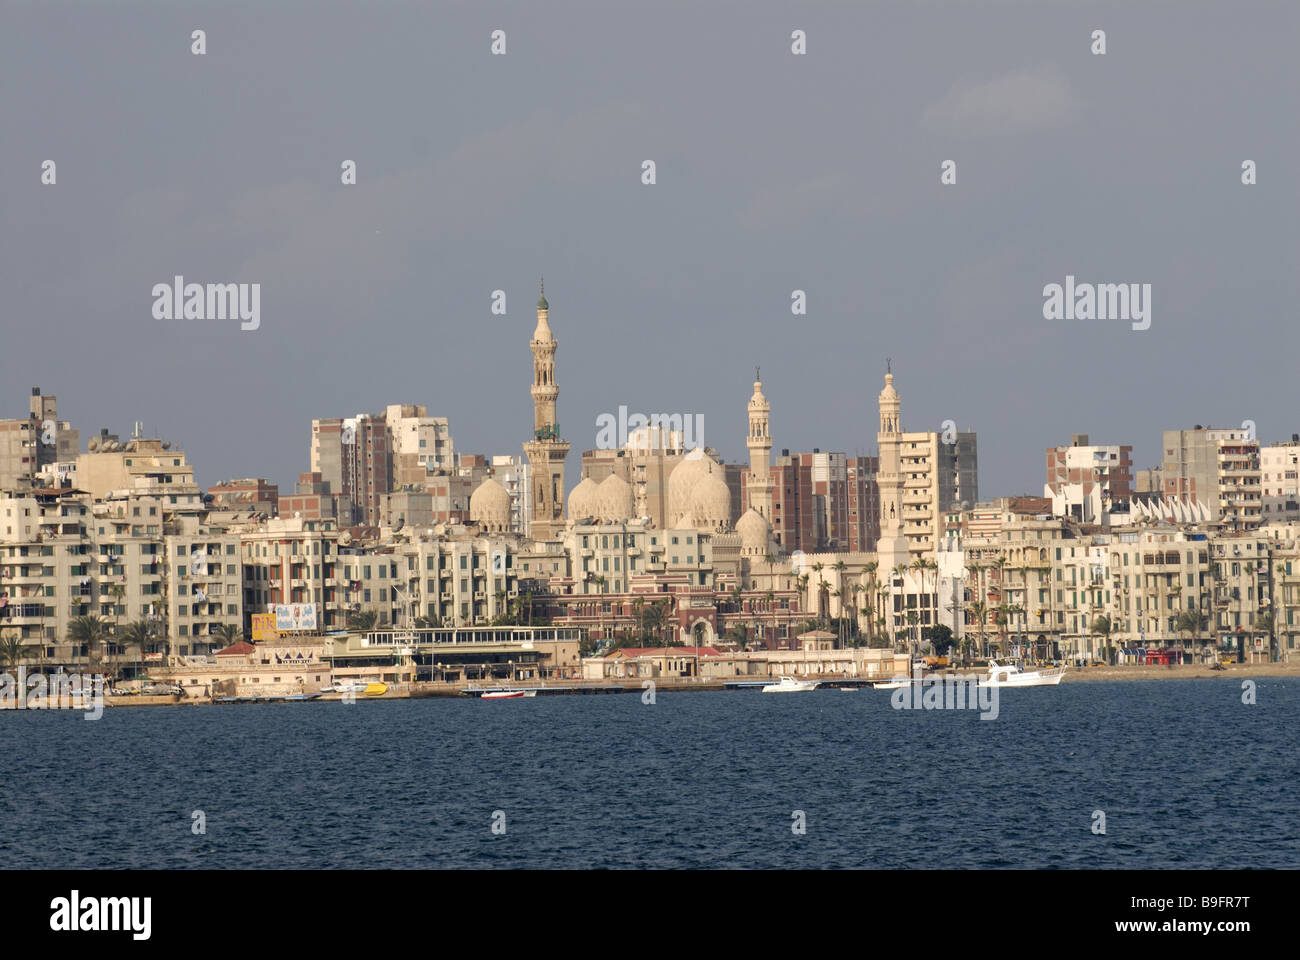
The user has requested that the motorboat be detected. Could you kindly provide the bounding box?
[980,659,1066,687]
[761,676,819,693]
[481,689,537,699]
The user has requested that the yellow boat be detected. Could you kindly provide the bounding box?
[364,682,388,696]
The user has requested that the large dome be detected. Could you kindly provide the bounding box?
[667,448,716,527]
[469,477,512,532]
[567,475,600,521]
[690,469,731,532]
[597,473,634,523]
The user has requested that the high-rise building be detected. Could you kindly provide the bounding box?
[1161,427,1261,528]
[310,414,390,526]
[522,282,569,540]
[385,404,455,487]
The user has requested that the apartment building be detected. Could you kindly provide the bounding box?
[0,388,80,493]
[310,415,390,526]
[385,404,455,484]
[0,488,243,666]
[1260,439,1300,522]
[1045,433,1133,521]
[1161,427,1262,528]
[208,478,279,516]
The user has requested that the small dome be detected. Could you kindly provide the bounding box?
[736,508,771,554]
[470,477,512,531]
[567,476,600,520]
[879,372,899,402]
[597,474,634,522]
[690,468,731,531]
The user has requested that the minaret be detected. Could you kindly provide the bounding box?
[522,280,570,540]
[874,362,910,571]
[746,368,774,520]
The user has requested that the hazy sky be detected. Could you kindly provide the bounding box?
[3,1,1297,499]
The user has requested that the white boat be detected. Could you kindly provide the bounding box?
[761,676,819,693]
[481,689,537,699]
[980,659,1067,687]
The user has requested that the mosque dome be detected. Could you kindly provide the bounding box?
[567,475,601,521]
[469,477,512,532]
[736,508,771,555]
[667,448,715,527]
[597,473,634,523]
[690,468,732,532]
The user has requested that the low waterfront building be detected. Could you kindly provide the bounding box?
[328,625,584,683]
[154,637,331,699]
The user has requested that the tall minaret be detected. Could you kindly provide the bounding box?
[746,368,774,520]
[874,362,910,571]
[523,280,570,540]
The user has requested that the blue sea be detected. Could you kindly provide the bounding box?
[3,679,1297,869]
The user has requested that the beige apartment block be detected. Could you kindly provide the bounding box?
[75,437,201,505]
[1260,440,1300,523]
[1161,427,1262,529]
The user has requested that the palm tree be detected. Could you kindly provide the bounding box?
[212,623,244,648]
[0,634,24,675]
[863,562,879,644]
[968,600,988,660]
[831,588,844,645]
[765,590,777,648]
[68,615,110,674]
[1175,608,1207,660]
[118,620,154,674]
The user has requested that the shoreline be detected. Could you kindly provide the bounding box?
[7,663,1295,711]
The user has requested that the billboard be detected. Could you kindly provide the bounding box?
[250,612,279,641]
[271,603,318,632]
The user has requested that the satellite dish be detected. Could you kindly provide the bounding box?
[339,531,353,546]
[87,439,99,451]
[162,442,171,450]
[393,518,405,532]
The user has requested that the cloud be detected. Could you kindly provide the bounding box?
[921,64,1080,137]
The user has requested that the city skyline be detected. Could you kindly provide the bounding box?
[4,2,1296,499]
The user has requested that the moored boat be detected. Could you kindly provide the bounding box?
[980,659,1067,687]
[481,689,536,699]
[761,676,819,693]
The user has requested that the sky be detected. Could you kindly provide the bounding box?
[3,0,1297,499]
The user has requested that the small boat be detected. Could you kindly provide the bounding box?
[761,676,819,693]
[839,686,862,692]
[980,659,1066,687]
[481,689,536,700]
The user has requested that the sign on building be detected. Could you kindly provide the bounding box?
[271,603,318,632]
[250,612,279,641]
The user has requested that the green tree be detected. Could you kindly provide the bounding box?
[1089,614,1114,665]
[923,624,955,657]
[212,622,245,648]
[347,610,378,632]
[68,615,110,673]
